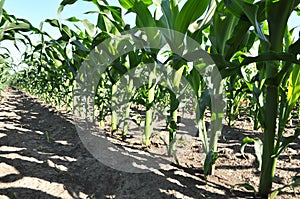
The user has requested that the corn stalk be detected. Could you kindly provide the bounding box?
[143,64,157,146]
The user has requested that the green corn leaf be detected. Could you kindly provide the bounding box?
[91,6,124,33]
[286,65,300,119]
[235,183,256,192]
[92,31,111,48]
[0,21,33,41]
[65,16,81,22]
[270,189,280,199]
[119,0,135,9]
[3,22,31,32]
[270,177,300,199]
[45,19,73,40]
[198,88,210,118]
[266,0,294,50]
[61,25,73,40]
[174,0,210,33]
[189,0,217,34]
[84,10,99,15]
[128,51,141,68]
[210,2,239,56]
[224,0,245,18]
[273,128,300,158]
[0,0,5,23]
[60,0,77,6]
[241,52,300,67]
[119,0,153,10]
[224,19,252,60]
[132,1,156,27]
[18,18,40,33]
[45,19,60,27]
[173,65,185,88]
[107,6,124,25]
[71,39,90,52]
[186,68,201,97]
[83,0,109,8]
[58,0,78,24]
[82,19,96,36]
[277,64,300,136]
[241,136,253,158]
[292,178,300,187]
[154,0,174,32]
[97,13,110,32]
[230,0,268,44]
[46,49,63,66]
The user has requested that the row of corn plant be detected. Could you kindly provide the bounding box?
[0,0,40,91]
[118,0,226,176]
[13,0,126,112]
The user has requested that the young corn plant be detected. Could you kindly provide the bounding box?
[207,0,256,175]
[142,63,157,146]
[110,50,144,139]
[222,0,300,197]
[167,65,185,156]
[121,50,145,139]
[225,75,250,126]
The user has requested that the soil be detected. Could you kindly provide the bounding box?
[0,87,299,199]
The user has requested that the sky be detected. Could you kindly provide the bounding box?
[3,0,122,25]
[3,0,131,37]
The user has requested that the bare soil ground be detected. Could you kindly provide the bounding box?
[0,87,299,199]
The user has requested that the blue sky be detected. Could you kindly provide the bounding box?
[3,0,122,26]
[3,0,130,36]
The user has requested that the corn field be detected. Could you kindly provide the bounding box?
[1,0,300,198]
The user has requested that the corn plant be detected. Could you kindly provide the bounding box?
[0,43,13,91]
[207,0,257,175]
[215,0,300,197]
[0,0,41,93]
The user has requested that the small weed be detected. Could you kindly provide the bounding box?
[45,131,51,143]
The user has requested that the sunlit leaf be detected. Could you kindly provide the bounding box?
[82,19,96,36]
[286,65,300,118]
[174,0,210,33]
[0,0,5,23]
[119,0,152,10]
[65,16,81,22]
[273,129,300,158]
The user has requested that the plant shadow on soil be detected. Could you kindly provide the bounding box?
[0,87,298,198]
